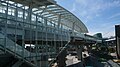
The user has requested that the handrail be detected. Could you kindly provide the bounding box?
[48,41,70,66]
[0,32,56,60]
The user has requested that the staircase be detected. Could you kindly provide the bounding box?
[0,32,56,67]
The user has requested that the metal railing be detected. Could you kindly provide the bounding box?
[0,32,56,61]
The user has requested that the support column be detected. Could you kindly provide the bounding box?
[86,44,92,53]
[115,25,120,59]
[44,18,49,67]
[72,22,75,36]
[76,45,83,61]
[57,49,67,67]
[57,15,61,29]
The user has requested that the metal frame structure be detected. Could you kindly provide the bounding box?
[8,0,88,34]
[32,3,88,34]
[0,0,102,67]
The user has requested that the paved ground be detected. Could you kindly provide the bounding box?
[66,55,81,66]
[66,55,120,67]
[83,56,104,67]
[67,62,84,67]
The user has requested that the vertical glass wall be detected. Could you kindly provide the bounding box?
[0,0,70,66]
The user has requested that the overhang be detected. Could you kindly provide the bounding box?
[9,0,88,33]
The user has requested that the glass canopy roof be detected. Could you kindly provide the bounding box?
[9,0,88,33]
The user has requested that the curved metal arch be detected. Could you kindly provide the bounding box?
[9,0,88,33]
[48,4,88,33]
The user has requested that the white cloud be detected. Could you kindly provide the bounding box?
[108,13,120,19]
[72,0,104,23]
[71,3,76,12]
[102,31,115,38]
[75,0,88,7]
[107,0,120,7]
[55,0,120,37]
[74,0,120,21]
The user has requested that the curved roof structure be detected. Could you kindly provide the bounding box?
[10,0,88,33]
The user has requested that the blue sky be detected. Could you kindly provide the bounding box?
[55,0,120,37]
